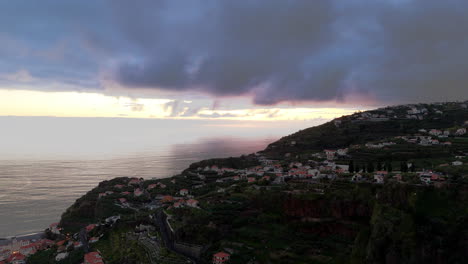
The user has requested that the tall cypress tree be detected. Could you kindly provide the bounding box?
[367,161,375,173]
[387,161,393,172]
[400,161,408,172]
[349,160,355,173]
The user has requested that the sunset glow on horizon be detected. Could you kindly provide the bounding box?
[0,89,363,121]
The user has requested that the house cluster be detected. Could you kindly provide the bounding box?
[0,236,54,264]
[352,111,390,122]
[155,189,199,209]
[346,102,468,124]
[100,178,150,200]
[351,170,448,186]
[398,135,451,146]
[405,106,429,120]
[38,216,119,263]
[351,171,390,184]
[101,178,172,209]
[190,154,355,187]
[201,165,236,174]
[197,164,272,178]
[418,171,446,185]
[419,127,467,138]
[174,198,199,209]
[212,251,230,264]
[323,148,348,160]
[84,251,105,264]
[365,142,396,149]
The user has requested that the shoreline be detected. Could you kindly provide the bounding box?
[0,231,45,243]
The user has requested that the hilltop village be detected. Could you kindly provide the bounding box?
[14,101,468,264]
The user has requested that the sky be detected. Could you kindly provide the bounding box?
[1,0,467,121]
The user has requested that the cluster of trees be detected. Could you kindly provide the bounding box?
[348,160,416,173]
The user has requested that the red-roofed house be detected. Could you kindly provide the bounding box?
[19,243,37,256]
[128,178,141,185]
[84,252,104,264]
[39,239,54,249]
[179,189,189,196]
[56,240,67,246]
[430,173,444,181]
[393,174,402,182]
[147,184,157,190]
[86,224,96,233]
[212,252,230,264]
[118,198,127,204]
[162,195,174,203]
[114,184,124,189]
[247,177,256,183]
[73,241,83,248]
[187,199,199,208]
[7,252,25,264]
[134,188,143,197]
[122,191,131,195]
[375,171,388,175]
[324,149,336,160]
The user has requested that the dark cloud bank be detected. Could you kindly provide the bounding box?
[2,0,468,105]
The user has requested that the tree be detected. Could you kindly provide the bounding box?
[355,164,360,173]
[400,162,408,172]
[376,162,382,171]
[410,163,416,172]
[387,161,393,172]
[367,161,375,173]
[349,160,355,173]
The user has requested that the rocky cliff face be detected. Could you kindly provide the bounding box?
[283,196,372,241]
[282,184,468,264]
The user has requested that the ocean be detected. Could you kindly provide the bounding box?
[0,117,324,237]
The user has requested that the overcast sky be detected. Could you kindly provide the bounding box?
[1,0,467,119]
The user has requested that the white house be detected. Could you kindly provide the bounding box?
[324,150,336,160]
[374,174,384,184]
[55,252,69,262]
[455,128,466,136]
[419,174,431,184]
[50,223,61,235]
[351,173,363,182]
[429,129,442,136]
[337,148,348,156]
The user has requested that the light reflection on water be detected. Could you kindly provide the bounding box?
[0,136,275,237]
[0,117,326,237]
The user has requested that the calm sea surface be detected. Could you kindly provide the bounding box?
[0,117,324,237]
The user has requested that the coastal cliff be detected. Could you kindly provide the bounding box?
[26,101,468,264]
